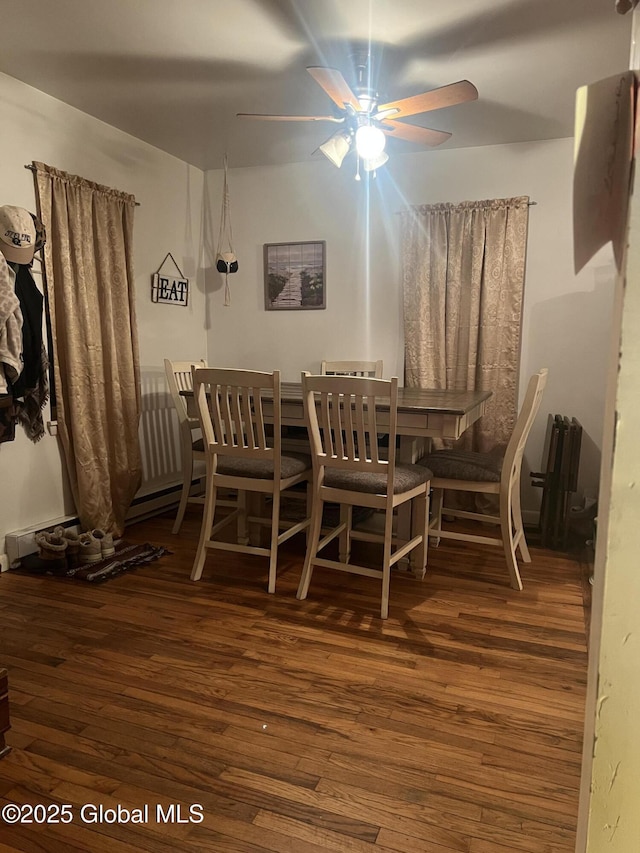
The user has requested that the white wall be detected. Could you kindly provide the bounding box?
[207,138,614,512]
[0,72,207,553]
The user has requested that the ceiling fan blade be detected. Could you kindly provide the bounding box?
[377,80,478,120]
[381,121,451,147]
[237,113,344,123]
[306,66,361,112]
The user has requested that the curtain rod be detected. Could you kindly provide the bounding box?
[23,164,141,205]
[395,200,537,214]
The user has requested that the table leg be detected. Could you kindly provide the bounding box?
[397,436,430,575]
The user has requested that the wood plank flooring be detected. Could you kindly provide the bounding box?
[0,507,590,852]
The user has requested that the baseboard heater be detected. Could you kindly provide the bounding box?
[4,482,189,567]
[530,414,582,549]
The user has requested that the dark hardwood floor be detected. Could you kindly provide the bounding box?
[0,506,589,852]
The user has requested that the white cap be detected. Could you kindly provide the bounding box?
[0,205,36,264]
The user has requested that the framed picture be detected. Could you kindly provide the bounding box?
[264,241,326,310]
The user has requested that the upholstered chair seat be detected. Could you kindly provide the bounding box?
[324,464,431,495]
[422,448,502,483]
[216,452,311,481]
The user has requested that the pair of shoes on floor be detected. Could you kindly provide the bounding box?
[35,526,116,572]
[76,529,116,565]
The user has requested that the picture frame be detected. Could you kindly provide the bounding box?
[264,241,326,310]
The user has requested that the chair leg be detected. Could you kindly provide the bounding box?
[429,488,443,546]
[380,508,394,619]
[500,492,523,591]
[297,493,323,601]
[237,491,249,546]
[173,444,194,534]
[339,504,352,563]
[305,481,313,546]
[411,490,430,579]
[511,479,531,562]
[248,493,268,546]
[191,479,216,581]
[267,491,281,594]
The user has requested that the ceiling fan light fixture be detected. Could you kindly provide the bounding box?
[319,131,352,168]
[355,124,386,160]
[362,151,389,172]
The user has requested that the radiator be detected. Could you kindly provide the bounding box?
[530,415,583,550]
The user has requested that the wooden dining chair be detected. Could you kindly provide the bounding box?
[424,368,548,590]
[190,367,312,593]
[321,359,383,378]
[296,373,432,619]
[164,358,208,534]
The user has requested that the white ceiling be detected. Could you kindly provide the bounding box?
[0,0,632,171]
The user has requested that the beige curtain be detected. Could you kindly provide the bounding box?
[401,196,529,452]
[33,162,142,536]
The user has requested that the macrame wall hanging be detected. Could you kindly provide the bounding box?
[216,154,238,306]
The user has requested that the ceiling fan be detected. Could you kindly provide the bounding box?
[237,52,478,178]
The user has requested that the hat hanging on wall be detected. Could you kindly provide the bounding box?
[0,205,36,264]
[216,154,238,306]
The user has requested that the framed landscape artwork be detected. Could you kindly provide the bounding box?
[264,241,326,310]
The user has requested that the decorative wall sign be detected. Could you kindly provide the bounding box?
[264,241,326,310]
[151,253,189,306]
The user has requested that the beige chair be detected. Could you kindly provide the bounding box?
[321,359,383,378]
[296,373,432,619]
[190,367,312,593]
[164,358,208,534]
[424,368,548,590]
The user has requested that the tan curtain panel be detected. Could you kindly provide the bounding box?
[401,196,529,451]
[33,162,142,536]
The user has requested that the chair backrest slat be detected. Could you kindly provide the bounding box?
[367,395,380,464]
[252,386,268,449]
[319,391,334,457]
[354,394,367,460]
[220,385,235,445]
[240,389,254,449]
[343,395,356,459]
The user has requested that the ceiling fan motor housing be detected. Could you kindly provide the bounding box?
[350,46,379,113]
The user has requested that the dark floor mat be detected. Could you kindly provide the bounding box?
[15,541,170,583]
